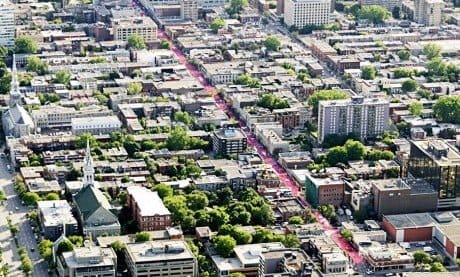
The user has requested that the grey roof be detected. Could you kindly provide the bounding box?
[384,213,437,229]
[73,185,112,221]
[4,104,34,126]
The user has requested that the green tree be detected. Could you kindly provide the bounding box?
[251,204,274,226]
[282,234,300,248]
[135,231,151,242]
[186,191,209,210]
[213,235,236,257]
[413,250,430,264]
[402,79,418,92]
[366,150,394,161]
[430,262,447,272]
[210,18,225,33]
[427,58,447,77]
[397,50,410,60]
[408,102,423,116]
[57,239,74,254]
[127,34,146,49]
[227,0,248,14]
[264,36,281,51]
[340,228,353,241]
[361,65,376,80]
[22,192,41,206]
[228,273,245,277]
[326,146,348,166]
[159,39,170,49]
[234,74,261,88]
[15,36,38,54]
[68,235,84,247]
[393,68,414,78]
[208,208,230,231]
[38,240,54,263]
[307,89,348,115]
[44,192,60,200]
[110,240,126,253]
[433,96,460,123]
[54,69,71,86]
[174,111,194,126]
[344,140,366,161]
[26,56,48,75]
[153,184,174,199]
[127,82,142,95]
[357,5,390,24]
[257,94,289,110]
[75,132,98,149]
[422,43,442,60]
[288,216,304,225]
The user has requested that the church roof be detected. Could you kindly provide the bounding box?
[74,185,112,221]
[3,104,34,126]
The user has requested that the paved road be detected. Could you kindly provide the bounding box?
[155,28,364,265]
[0,157,48,276]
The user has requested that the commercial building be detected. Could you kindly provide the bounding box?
[383,211,460,260]
[408,139,460,208]
[127,186,172,231]
[212,128,247,156]
[322,252,348,274]
[0,1,14,48]
[112,16,157,42]
[57,245,117,277]
[38,200,79,241]
[372,178,438,217]
[360,243,414,271]
[181,0,198,21]
[305,173,344,208]
[414,0,444,26]
[284,0,332,28]
[124,240,197,277]
[318,96,389,143]
[71,116,122,135]
[259,248,315,276]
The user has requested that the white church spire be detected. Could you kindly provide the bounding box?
[83,139,95,187]
[9,54,21,107]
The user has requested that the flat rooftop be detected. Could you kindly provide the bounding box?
[411,140,460,166]
[125,240,194,263]
[383,213,437,229]
[126,186,170,217]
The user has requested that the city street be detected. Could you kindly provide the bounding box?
[0,156,48,276]
[155,27,364,265]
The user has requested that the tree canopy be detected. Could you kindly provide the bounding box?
[26,56,48,75]
[210,18,225,33]
[54,69,71,86]
[257,94,289,110]
[357,5,390,24]
[402,79,418,92]
[234,74,261,88]
[433,96,460,124]
[408,102,423,116]
[159,39,170,49]
[361,65,376,80]
[127,34,146,49]
[307,89,349,115]
[422,43,442,60]
[264,36,281,51]
[15,36,38,54]
[213,235,236,257]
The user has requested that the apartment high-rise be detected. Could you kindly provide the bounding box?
[414,0,444,26]
[112,17,157,42]
[181,0,198,21]
[284,0,332,28]
[317,96,389,143]
[0,1,15,48]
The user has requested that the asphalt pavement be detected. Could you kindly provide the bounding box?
[155,26,365,266]
[0,157,48,276]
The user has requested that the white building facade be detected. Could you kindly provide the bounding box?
[284,0,332,28]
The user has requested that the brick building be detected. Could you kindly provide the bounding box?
[127,186,172,231]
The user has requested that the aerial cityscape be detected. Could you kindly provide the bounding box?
[0,0,458,276]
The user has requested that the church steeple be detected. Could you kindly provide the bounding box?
[9,54,21,108]
[83,139,95,187]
